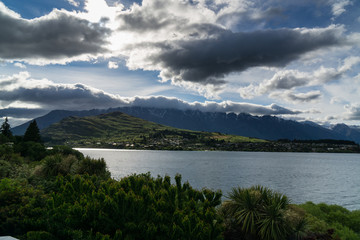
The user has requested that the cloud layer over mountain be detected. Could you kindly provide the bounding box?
[0,72,302,125]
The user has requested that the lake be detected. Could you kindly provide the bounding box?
[77,149,360,210]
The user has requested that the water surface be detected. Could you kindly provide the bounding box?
[77,149,360,210]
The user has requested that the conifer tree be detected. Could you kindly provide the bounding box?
[24,120,42,143]
[1,117,12,138]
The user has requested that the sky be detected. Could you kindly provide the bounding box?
[0,0,360,127]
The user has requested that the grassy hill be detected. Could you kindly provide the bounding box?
[41,111,266,149]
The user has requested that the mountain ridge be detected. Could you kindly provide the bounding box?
[12,106,360,143]
[41,111,263,149]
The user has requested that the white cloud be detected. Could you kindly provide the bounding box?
[78,0,123,25]
[14,62,26,69]
[330,97,345,104]
[67,0,80,7]
[331,0,352,18]
[239,56,360,102]
[339,56,360,72]
[0,2,21,19]
[108,61,118,69]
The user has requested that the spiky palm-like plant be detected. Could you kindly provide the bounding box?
[221,185,294,240]
[258,193,290,240]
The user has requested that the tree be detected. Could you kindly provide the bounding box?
[1,117,12,139]
[23,120,41,143]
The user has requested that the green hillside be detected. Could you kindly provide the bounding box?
[41,111,265,149]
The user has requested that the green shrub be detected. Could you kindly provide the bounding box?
[26,231,56,240]
[331,222,359,240]
[219,185,300,240]
[0,144,14,159]
[298,202,360,240]
[221,186,301,240]
[0,144,26,179]
[39,154,79,178]
[14,141,47,162]
[77,156,110,178]
[48,146,84,160]
[0,160,12,178]
[0,178,47,236]
[348,210,360,232]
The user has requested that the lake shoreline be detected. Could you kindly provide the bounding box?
[72,140,360,154]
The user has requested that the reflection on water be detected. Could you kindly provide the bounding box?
[77,149,360,210]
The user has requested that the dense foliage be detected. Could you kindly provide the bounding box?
[45,173,223,239]
[1,157,223,239]
[1,173,224,239]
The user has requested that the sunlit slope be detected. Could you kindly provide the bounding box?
[41,111,266,146]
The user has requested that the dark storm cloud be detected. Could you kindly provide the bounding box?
[146,26,343,85]
[0,7,110,61]
[0,84,126,110]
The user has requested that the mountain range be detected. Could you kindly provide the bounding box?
[12,106,360,143]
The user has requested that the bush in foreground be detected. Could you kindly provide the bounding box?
[299,202,360,240]
[219,185,308,240]
[1,173,223,240]
[45,173,223,239]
